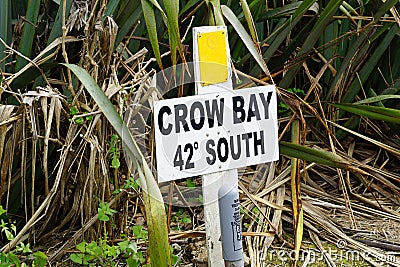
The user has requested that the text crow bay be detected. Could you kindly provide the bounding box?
[154,86,279,182]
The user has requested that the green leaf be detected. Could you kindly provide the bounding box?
[163,0,185,67]
[100,202,117,215]
[186,178,195,188]
[290,120,303,263]
[0,0,11,72]
[32,251,48,267]
[180,0,202,15]
[74,117,83,124]
[240,0,258,45]
[146,0,167,20]
[132,225,148,241]
[4,229,13,240]
[261,0,317,63]
[114,1,142,48]
[171,252,180,265]
[63,63,171,266]
[141,0,163,69]
[6,253,20,266]
[0,220,7,229]
[47,0,73,45]
[15,0,41,71]
[111,157,120,169]
[98,202,117,221]
[331,103,400,124]
[76,241,87,253]
[354,95,400,105]
[117,240,130,251]
[127,242,138,252]
[17,243,32,254]
[134,251,145,264]
[0,205,6,216]
[126,257,140,267]
[69,253,85,264]
[104,0,121,18]
[221,5,269,75]
[257,2,303,20]
[10,224,16,234]
[70,106,78,115]
[280,0,344,88]
[342,24,399,104]
[280,141,345,168]
[105,245,120,257]
[326,0,399,101]
[180,217,191,223]
[209,0,225,26]
[98,210,109,221]
[87,241,103,257]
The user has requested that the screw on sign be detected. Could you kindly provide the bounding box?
[153,26,279,266]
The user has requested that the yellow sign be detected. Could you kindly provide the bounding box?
[197,30,228,86]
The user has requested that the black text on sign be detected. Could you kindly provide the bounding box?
[154,86,279,182]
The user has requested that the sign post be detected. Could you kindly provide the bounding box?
[153,26,279,266]
[193,26,242,267]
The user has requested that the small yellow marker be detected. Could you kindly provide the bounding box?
[197,30,228,86]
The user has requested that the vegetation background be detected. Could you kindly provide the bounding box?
[0,0,399,266]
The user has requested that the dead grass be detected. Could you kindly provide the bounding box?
[0,1,399,266]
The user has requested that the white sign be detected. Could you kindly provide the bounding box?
[154,85,279,182]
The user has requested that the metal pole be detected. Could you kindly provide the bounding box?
[218,182,244,267]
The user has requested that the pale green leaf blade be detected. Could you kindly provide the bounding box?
[209,0,225,26]
[141,0,163,69]
[63,63,171,266]
[290,120,303,263]
[355,95,400,105]
[280,141,344,168]
[331,103,400,124]
[163,0,184,66]
[240,0,259,45]
[221,5,268,75]
[70,253,84,264]
[148,0,167,20]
